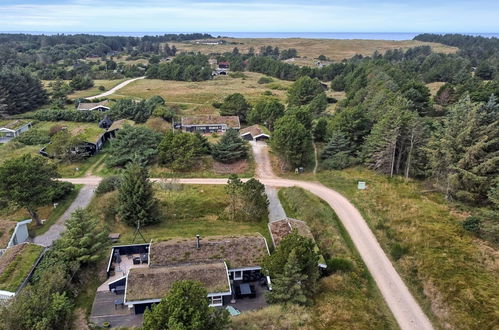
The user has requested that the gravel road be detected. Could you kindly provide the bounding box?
[86,77,145,100]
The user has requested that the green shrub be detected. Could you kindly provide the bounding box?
[96,176,121,195]
[32,109,103,122]
[321,153,354,170]
[15,129,50,145]
[98,85,105,91]
[257,76,274,84]
[229,72,247,79]
[390,243,409,260]
[462,216,481,234]
[49,181,75,202]
[326,257,354,273]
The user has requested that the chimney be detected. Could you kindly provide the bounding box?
[196,234,201,249]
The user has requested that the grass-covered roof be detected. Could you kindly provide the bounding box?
[0,243,44,292]
[149,234,269,269]
[126,261,229,301]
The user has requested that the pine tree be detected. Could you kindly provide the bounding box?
[452,95,499,203]
[212,129,248,164]
[51,209,107,265]
[267,249,308,306]
[313,117,328,142]
[271,115,312,168]
[428,95,476,199]
[321,130,353,170]
[306,92,328,115]
[118,161,159,227]
[364,107,402,176]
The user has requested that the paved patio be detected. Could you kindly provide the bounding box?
[98,253,147,292]
[90,291,143,328]
[228,281,269,312]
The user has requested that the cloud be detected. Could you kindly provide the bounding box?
[0,0,498,32]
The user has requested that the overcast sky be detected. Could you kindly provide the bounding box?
[1,0,498,33]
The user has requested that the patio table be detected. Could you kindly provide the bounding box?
[239,283,251,295]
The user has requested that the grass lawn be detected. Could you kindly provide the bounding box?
[0,243,44,292]
[170,38,457,63]
[316,167,499,330]
[56,151,108,178]
[278,187,397,329]
[113,72,292,115]
[90,185,272,245]
[28,185,82,237]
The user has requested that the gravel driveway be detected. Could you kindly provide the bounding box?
[33,184,97,247]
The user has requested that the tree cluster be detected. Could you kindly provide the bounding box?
[223,175,269,222]
[0,67,48,115]
[158,131,209,171]
[109,96,164,123]
[146,54,212,81]
[106,124,162,167]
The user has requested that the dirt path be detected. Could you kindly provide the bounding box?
[59,143,433,330]
[33,184,97,247]
[86,77,145,100]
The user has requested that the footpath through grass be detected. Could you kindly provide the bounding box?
[316,168,499,330]
[279,187,398,329]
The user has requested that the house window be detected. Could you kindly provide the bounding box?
[210,296,223,306]
[233,271,243,280]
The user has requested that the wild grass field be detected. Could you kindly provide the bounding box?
[170,38,458,63]
[278,187,398,329]
[114,72,292,114]
[316,168,499,330]
[426,81,446,96]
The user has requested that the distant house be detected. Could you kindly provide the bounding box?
[180,115,240,133]
[101,234,270,314]
[213,61,230,76]
[39,119,130,158]
[0,120,32,144]
[0,243,45,301]
[77,100,110,112]
[240,125,270,141]
[269,218,327,268]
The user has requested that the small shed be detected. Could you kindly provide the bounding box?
[240,125,270,141]
[77,100,110,112]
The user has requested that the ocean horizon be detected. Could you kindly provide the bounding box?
[1,31,499,40]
